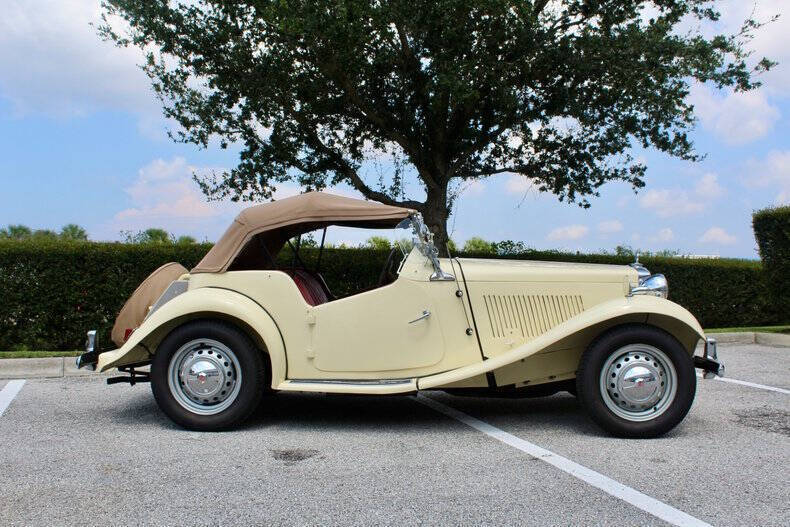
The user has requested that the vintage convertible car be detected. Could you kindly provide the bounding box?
[77,192,724,437]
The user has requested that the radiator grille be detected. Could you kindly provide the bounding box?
[482,294,585,339]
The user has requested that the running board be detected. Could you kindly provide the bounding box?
[276,378,417,395]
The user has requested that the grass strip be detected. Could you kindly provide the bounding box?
[706,325,790,334]
[0,351,80,359]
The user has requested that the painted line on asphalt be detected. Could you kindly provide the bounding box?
[697,373,789,395]
[416,394,711,527]
[0,380,26,417]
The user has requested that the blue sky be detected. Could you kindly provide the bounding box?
[1,1,789,258]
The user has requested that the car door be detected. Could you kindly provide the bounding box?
[311,275,445,374]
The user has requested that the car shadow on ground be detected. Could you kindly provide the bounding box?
[102,386,693,439]
[244,390,598,437]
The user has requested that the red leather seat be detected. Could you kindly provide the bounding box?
[288,270,330,306]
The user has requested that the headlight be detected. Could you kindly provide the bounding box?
[629,274,668,299]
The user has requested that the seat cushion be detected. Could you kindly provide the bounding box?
[289,270,330,306]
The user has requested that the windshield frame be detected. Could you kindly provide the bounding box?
[403,213,455,281]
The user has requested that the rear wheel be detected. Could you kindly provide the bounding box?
[576,325,696,438]
[151,320,266,431]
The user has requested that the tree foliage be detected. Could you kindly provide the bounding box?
[60,224,89,241]
[365,236,392,250]
[175,235,197,245]
[121,227,173,244]
[463,236,496,253]
[0,225,32,240]
[100,0,775,251]
[0,224,90,242]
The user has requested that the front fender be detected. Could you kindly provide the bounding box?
[97,287,287,387]
[417,295,705,389]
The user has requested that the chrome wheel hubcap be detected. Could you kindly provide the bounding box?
[599,344,676,422]
[167,339,242,415]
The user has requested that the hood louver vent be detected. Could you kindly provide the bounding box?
[482,294,584,339]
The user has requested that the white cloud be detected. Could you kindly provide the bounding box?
[106,158,365,240]
[655,228,674,243]
[694,173,725,198]
[547,224,589,241]
[597,220,624,234]
[745,150,790,204]
[699,227,736,245]
[690,85,780,145]
[0,0,156,117]
[114,157,239,223]
[639,189,705,218]
[640,173,726,217]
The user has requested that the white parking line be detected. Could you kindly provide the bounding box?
[0,380,26,417]
[697,373,789,395]
[416,394,711,527]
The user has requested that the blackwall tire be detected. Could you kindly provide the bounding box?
[150,320,266,431]
[576,324,696,438]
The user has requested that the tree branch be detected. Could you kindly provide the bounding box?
[294,113,422,209]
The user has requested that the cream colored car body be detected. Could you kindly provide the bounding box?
[97,248,705,394]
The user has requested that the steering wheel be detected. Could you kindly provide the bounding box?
[378,247,400,286]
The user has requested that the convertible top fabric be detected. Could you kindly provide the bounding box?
[111,262,188,347]
[192,192,414,273]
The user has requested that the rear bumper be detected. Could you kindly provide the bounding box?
[694,337,725,379]
[75,330,99,371]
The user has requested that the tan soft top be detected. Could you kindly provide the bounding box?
[192,192,414,273]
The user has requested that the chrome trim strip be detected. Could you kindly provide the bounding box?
[288,378,413,386]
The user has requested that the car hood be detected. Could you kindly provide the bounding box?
[454,257,637,284]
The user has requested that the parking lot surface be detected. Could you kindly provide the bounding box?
[0,343,788,526]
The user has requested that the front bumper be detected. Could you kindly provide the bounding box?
[694,337,725,379]
[75,330,99,371]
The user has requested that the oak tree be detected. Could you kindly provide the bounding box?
[100,0,775,251]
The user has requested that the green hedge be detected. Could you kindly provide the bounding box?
[0,240,780,351]
[753,205,790,318]
[0,241,212,351]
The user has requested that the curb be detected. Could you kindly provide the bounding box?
[2,332,787,379]
[706,331,790,347]
[0,357,116,380]
[755,332,790,347]
[709,332,756,344]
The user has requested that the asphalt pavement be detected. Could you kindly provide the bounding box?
[0,343,787,526]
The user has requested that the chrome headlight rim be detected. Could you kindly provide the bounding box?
[629,273,669,299]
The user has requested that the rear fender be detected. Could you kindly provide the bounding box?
[418,295,705,389]
[97,287,287,387]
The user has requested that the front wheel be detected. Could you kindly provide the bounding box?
[151,320,266,431]
[576,325,696,438]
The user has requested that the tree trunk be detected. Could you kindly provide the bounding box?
[421,186,451,257]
